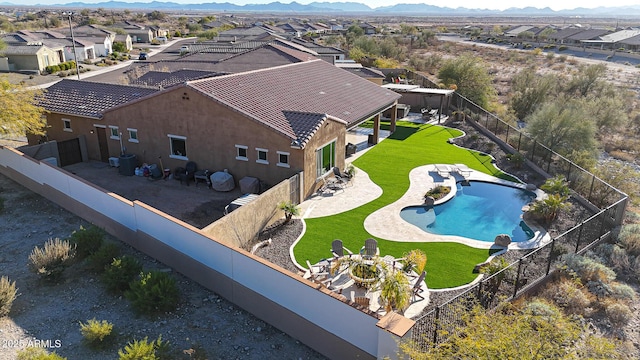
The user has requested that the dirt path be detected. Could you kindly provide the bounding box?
[0,173,325,360]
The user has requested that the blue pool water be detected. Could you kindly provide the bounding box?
[400,181,536,242]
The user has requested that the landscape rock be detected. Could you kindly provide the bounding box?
[494,234,512,247]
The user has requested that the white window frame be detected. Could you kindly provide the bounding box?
[109,125,120,140]
[235,144,248,161]
[127,128,139,143]
[62,118,72,132]
[316,139,337,179]
[277,151,290,168]
[256,147,269,165]
[168,134,188,160]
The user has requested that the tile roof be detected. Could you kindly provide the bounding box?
[620,34,640,46]
[568,29,611,41]
[38,80,159,118]
[283,111,332,148]
[340,66,385,79]
[548,27,584,40]
[187,59,400,146]
[3,44,44,55]
[131,69,221,88]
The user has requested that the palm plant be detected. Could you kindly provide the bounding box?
[379,270,411,313]
[541,175,571,197]
[278,201,300,224]
[529,194,571,224]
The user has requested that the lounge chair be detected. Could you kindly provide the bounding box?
[411,271,427,302]
[434,164,451,178]
[454,164,472,179]
[331,239,353,258]
[354,296,370,309]
[360,238,379,259]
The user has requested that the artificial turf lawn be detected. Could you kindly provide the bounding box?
[293,121,514,289]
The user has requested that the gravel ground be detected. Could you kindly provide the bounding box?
[0,173,325,360]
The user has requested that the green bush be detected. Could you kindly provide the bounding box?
[619,224,640,256]
[86,243,120,273]
[16,347,66,360]
[79,318,113,348]
[118,335,171,360]
[0,276,18,317]
[558,45,567,51]
[28,238,75,280]
[563,254,616,283]
[126,271,179,315]
[609,282,636,302]
[69,225,105,259]
[102,256,142,293]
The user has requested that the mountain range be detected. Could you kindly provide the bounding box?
[3,1,640,16]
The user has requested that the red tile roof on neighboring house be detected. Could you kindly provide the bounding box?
[38,80,159,118]
[188,59,400,147]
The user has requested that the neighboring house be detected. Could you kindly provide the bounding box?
[359,22,377,35]
[0,32,64,72]
[503,25,537,38]
[335,61,385,85]
[547,27,585,44]
[0,43,63,72]
[216,26,284,42]
[71,25,116,43]
[36,59,400,198]
[114,34,133,51]
[581,28,640,49]
[45,37,97,62]
[289,38,346,62]
[75,35,112,57]
[619,34,640,51]
[128,28,154,43]
[565,28,611,46]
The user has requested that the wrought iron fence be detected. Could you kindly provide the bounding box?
[409,88,629,352]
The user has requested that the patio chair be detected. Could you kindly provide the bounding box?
[331,239,353,258]
[175,161,197,185]
[360,238,379,259]
[411,271,427,302]
[332,167,350,186]
[306,260,329,282]
[354,296,370,309]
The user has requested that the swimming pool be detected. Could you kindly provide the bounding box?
[400,181,536,242]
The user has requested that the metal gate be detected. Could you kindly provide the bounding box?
[57,138,82,167]
[289,173,300,204]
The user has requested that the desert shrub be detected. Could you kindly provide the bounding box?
[69,225,105,259]
[541,175,570,197]
[562,254,616,283]
[558,45,567,51]
[57,71,68,78]
[586,280,612,299]
[618,224,640,256]
[86,243,120,273]
[0,276,18,317]
[524,298,559,317]
[16,347,66,360]
[539,278,591,315]
[605,302,633,327]
[102,256,142,293]
[609,282,636,302]
[126,271,179,315]
[609,244,630,271]
[550,242,570,260]
[79,318,113,347]
[174,30,182,37]
[28,238,75,280]
[118,335,170,360]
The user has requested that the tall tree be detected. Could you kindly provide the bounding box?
[0,78,46,137]
[438,54,496,108]
[525,97,596,157]
[510,67,560,120]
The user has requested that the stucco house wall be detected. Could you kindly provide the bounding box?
[102,86,323,194]
[37,113,107,161]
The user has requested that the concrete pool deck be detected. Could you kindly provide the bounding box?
[299,163,551,251]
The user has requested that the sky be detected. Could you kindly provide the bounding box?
[12,0,640,10]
